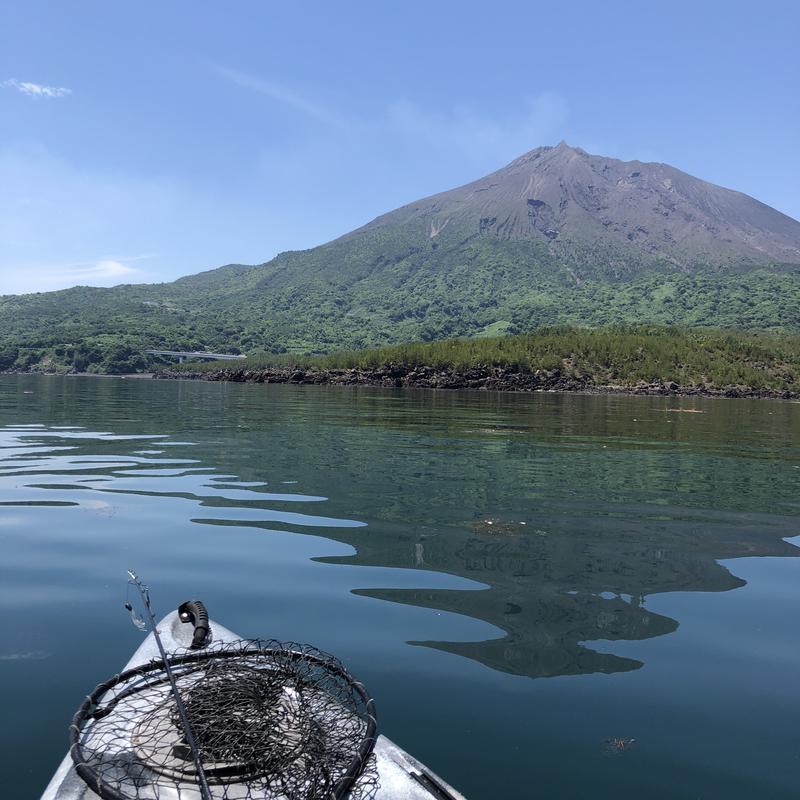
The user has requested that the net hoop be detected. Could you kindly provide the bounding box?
[69,641,378,800]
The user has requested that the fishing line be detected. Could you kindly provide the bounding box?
[125,570,213,800]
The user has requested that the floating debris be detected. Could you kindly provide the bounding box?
[0,649,51,661]
[602,737,636,756]
[472,518,531,536]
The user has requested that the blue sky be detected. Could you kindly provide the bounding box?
[1,1,798,294]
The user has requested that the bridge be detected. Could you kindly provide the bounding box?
[144,349,247,364]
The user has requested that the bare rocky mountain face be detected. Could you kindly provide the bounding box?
[353,142,800,277]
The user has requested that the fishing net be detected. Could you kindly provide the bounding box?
[69,640,379,800]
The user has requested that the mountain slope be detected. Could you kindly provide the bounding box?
[2,143,800,372]
[350,141,800,274]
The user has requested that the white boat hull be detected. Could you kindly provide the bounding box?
[41,611,466,800]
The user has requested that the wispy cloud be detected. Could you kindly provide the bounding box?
[0,73,569,294]
[213,65,348,128]
[217,64,565,167]
[1,256,149,295]
[2,78,71,98]
[386,93,568,161]
[67,258,141,282]
[257,90,569,217]
[0,143,178,293]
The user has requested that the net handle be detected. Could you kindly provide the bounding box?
[70,645,378,800]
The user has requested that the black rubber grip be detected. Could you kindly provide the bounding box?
[178,600,210,649]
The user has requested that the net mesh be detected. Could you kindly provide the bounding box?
[70,640,379,800]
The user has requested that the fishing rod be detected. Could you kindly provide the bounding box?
[125,570,213,800]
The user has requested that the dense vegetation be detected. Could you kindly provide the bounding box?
[169,326,800,393]
[2,230,800,374]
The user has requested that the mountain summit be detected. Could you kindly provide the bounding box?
[2,144,800,371]
[353,142,800,274]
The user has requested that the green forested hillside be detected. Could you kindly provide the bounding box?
[1,238,800,373]
[2,143,800,374]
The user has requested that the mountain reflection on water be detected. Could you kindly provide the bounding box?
[344,506,798,678]
[2,376,800,799]
[2,377,797,683]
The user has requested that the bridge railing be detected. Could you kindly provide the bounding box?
[144,350,247,362]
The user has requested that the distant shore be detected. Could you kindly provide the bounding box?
[153,365,799,400]
[1,371,154,379]
[7,326,800,400]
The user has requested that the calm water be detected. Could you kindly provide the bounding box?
[2,375,799,799]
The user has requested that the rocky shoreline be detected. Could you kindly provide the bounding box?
[153,365,799,400]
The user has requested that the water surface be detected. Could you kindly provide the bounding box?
[1,375,799,798]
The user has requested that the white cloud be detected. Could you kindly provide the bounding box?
[0,143,177,293]
[219,64,567,176]
[213,66,348,128]
[256,90,569,236]
[65,258,142,284]
[2,78,71,98]
[0,140,303,295]
[1,257,149,295]
[386,93,568,161]
[0,74,571,295]
[92,259,137,278]
[216,65,566,163]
